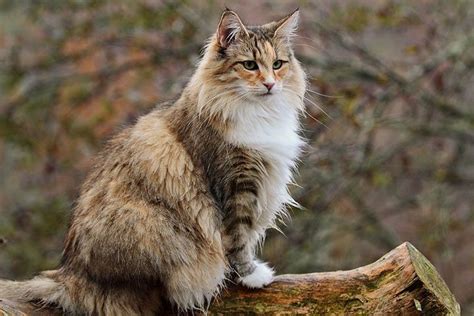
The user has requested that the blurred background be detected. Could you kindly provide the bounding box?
[0,0,473,312]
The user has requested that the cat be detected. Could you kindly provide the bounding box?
[0,8,306,315]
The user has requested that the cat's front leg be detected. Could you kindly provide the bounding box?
[223,192,274,288]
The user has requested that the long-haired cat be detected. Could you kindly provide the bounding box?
[0,8,306,315]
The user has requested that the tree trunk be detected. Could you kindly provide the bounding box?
[0,242,460,315]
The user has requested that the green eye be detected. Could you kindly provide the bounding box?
[242,60,258,70]
[273,60,283,70]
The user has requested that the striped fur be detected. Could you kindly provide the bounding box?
[0,9,306,315]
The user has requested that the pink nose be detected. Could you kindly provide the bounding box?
[263,82,275,92]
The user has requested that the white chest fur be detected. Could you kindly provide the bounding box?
[225,97,304,226]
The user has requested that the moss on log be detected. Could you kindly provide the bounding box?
[208,242,460,315]
[0,242,460,315]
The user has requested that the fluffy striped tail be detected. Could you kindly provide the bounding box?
[0,270,73,313]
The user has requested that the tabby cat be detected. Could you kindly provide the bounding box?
[0,8,306,315]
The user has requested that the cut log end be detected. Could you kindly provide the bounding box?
[0,242,461,315]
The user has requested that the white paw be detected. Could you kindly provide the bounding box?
[238,261,274,288]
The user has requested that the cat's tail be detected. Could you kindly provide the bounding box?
[0,270,75,313]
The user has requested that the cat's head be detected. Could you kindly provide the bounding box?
[194,9,306,114]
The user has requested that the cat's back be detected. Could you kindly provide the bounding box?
[75,101,215,222]
[112,102,207,199]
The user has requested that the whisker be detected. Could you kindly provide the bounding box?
[302,95,333,120]
[283,88,333,120]
[306,88,341,99]
[302,108,330,129]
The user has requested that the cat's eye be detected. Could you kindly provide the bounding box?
[242,60,258,71]
[273,60,284,70]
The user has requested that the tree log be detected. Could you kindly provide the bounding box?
[0,242,460,315]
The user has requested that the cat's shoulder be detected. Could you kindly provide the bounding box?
[129,106,177,146]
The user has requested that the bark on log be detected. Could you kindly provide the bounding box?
[0,242,460,315]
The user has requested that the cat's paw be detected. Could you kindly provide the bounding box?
[238,261,274,288]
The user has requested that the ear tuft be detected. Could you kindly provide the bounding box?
[274,9,300,40]
[217,9,248,49]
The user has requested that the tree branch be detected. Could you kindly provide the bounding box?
[0,242,460,315]
[208,242,460,314]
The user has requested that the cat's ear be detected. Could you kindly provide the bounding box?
[217,9,249,49]
[273,9,299,40]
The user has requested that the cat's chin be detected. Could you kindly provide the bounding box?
[250,92,280,101]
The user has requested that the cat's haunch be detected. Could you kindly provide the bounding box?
[0,8,306,315]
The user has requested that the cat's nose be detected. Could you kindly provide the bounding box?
[263,82,275,92]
